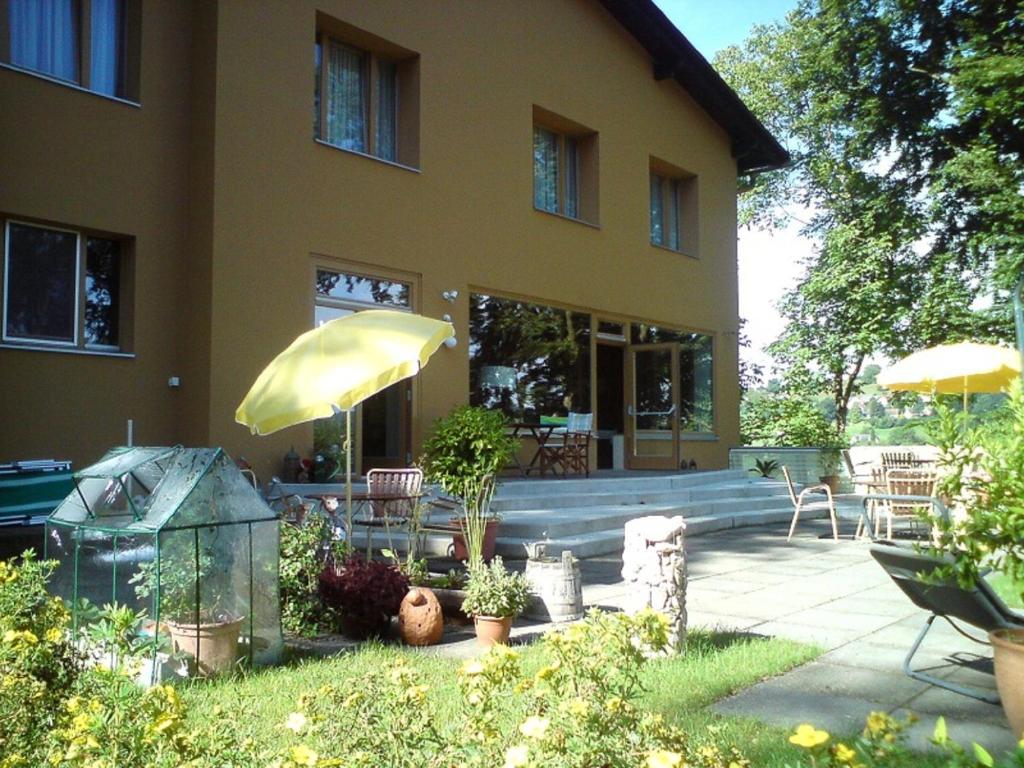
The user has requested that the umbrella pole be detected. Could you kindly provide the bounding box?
[345,408,353,543]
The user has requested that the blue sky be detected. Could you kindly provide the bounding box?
[652,0,797,60]
[654,0,806,373]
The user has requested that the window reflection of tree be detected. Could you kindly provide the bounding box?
[469,294,590,418]
[315,270,409,307]
[632,324,714,433]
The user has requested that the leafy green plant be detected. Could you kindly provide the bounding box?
[420,405,516,568]
[79,601,156,672]
[749,458,780,478]
[930,379,1024,606]
[279,513,347,636]
[461,556,531,619]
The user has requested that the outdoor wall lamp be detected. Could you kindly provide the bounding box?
[441,289,459,303]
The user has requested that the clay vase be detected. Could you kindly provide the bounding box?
[166,616,244,676]
[473,615,513,648]
[991,628,1024,739]
[398,587,444,646]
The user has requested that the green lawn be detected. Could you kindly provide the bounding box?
[987,571,1024,608]
[182,629,822,765]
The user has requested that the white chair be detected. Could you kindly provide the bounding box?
[782,465,839,542]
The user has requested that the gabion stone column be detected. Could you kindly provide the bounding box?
[620,515,686,653]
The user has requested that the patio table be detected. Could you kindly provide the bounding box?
[508,422,564,476]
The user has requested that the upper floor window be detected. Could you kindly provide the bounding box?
[314,14,419,168]
[1,0,140,101]
[3,220,131,351]
[649,158,698,255]
[532,106,598,225]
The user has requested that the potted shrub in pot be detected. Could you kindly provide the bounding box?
[420,406,516,569]
[461,556,531,647]
[930,379,1024,736]
[131,546,244,677]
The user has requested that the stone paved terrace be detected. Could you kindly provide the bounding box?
[580,519,1018,756]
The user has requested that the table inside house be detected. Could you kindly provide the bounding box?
[508,422,564,476]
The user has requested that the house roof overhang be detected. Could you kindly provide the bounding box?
[597,0,790,175]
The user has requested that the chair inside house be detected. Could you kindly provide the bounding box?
[782,465,839,542]
[366,467,423,519]
[870,540,1024,703]
[879,467,939,540]
[539,412,594,477]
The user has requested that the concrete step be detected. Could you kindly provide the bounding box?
[490,477,787,512]
[493,469,749,499]
[493,504,808,559]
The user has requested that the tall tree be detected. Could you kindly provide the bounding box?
[716,0,1024,430]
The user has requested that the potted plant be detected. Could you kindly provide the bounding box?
[930,379,1024,736]
[420,406,516,569]
[461,556,531,647]
[818,437,846,493]
[131,545,244,676]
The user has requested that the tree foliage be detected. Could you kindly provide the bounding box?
[717,0,1024,431]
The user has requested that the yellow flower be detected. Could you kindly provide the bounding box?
[285,712,308,733]
[789,724,830,749]
[19,631,37,645]
[566,698,588,717]
[834,742,857,763]
[45,628,63,643]
[518,716,549,740]
[503,744,530,768]
[646,749,683,768]
[605,696,623,712]
[289,744,318,766]
[404,684,429,703]
[864,711,890,738]
[461,659,485,676]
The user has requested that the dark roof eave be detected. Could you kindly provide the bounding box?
[597,0,789,174]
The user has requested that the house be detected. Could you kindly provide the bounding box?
[0,0,786,481]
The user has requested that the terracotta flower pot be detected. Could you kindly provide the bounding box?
[166,615,244,676]
[991,628,1024,738]
[473,614,513,648]
[451,517,499,562]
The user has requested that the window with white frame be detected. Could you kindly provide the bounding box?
[313,17,419,167]
[1,0,140,100]
[3,220,128,350]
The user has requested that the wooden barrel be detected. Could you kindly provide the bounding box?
[523,550,583,622]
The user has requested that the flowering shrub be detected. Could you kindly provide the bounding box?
[785,711,1024,767]
[318,555,410,637]
[274,608,749,768]
[0,552,81,767]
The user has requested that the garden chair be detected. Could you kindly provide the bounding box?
[539,412,594,477]
[782,465,839,543]
[366,468,423,519]
[880,467,939,540]
[853,466,887,539]
[870,541,1024,704]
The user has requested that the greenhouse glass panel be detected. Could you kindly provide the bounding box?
[46,446,282,682]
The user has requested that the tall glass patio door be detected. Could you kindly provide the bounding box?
[625,343,680,470]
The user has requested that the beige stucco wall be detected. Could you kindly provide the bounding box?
[0,3,194,468]
[0,0,741,478]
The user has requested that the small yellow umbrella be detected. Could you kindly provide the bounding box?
[235,309,454,531]
[877,342,1022,412]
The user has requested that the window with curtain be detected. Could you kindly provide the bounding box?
[532,111,597,224]
[5,0,134,99]
[314,26,414,165]
[3,220,129,350]
[649,162,697,254]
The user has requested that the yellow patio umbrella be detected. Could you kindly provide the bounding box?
[235,309,454,532]
[877,342,1022,412]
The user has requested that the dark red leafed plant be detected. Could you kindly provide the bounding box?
[319,556,410,638]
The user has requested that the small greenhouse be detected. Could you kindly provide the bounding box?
[46,446,282,680]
